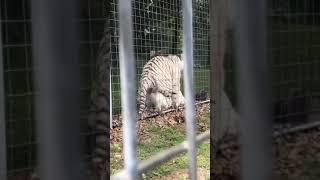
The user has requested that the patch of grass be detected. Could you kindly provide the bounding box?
[197,142,210,169]
[137,124,187,161]
[143,142,210,179]
[110,113,210,178]
[110,143,123,174]
[141,141,210,179]
[198,112,210,123]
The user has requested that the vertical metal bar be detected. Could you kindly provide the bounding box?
[182,0,197,179]
[0,19,7,180]
[110,71,113,129]
[210,0,227,141]
[235,0,273,180]
[209,0,223,174]
[31,0,81,180]
[118,0,138,179]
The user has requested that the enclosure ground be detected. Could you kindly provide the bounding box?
[213,126,320,180]
[110,103,210,179]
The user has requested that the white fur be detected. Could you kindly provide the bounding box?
[146,90,172,113]
[172,91,185,109]
[138,54,183,114]
[146,89,185,113]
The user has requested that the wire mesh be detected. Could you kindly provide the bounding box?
[211,0,320,179]
[110,0,210,117]
[269,0,320,123]
[1,0,36,178]
[1,0,318,179]
[0,12,7,180]
[78,0,107,167]
[1,0,107,179]
[223,0,320,125]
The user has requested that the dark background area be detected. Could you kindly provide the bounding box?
[1,0,320,179]
[224,0,320,123]
[1,0,105,179]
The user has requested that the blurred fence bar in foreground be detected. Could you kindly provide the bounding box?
[118,0,139,179]
[235,0,273,180]
[182,0,197,179]
[31,0,82,179]
[0,19,7,180]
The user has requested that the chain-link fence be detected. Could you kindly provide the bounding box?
[212,0,320,178]
[1,0,320,179]
[222,0,320,125]
[269,0,320,123]
[111,0,209,179]
[0,0,106,179]
[110,0,210,116]
[1,0,37,178]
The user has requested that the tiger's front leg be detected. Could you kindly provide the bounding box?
[171,75,181,111]
[154,104,164,116]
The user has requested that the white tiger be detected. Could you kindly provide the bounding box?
[137,54,184,116]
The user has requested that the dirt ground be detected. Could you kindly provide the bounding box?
[110,102,210,145]
[213,127,320,180]
[159,168,210,180]
[110,102,211,179]
[111,103,320,180]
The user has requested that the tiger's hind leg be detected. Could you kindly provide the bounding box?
[157,89,172,98]
[171,93,180,112]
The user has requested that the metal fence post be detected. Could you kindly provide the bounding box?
[235,0,273,180]
[182,0,197,179]
[118,0,138,179]
[0,18,7,180]
[110,71,113,129]
[210,0,226,142]
[31,0,81,179]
